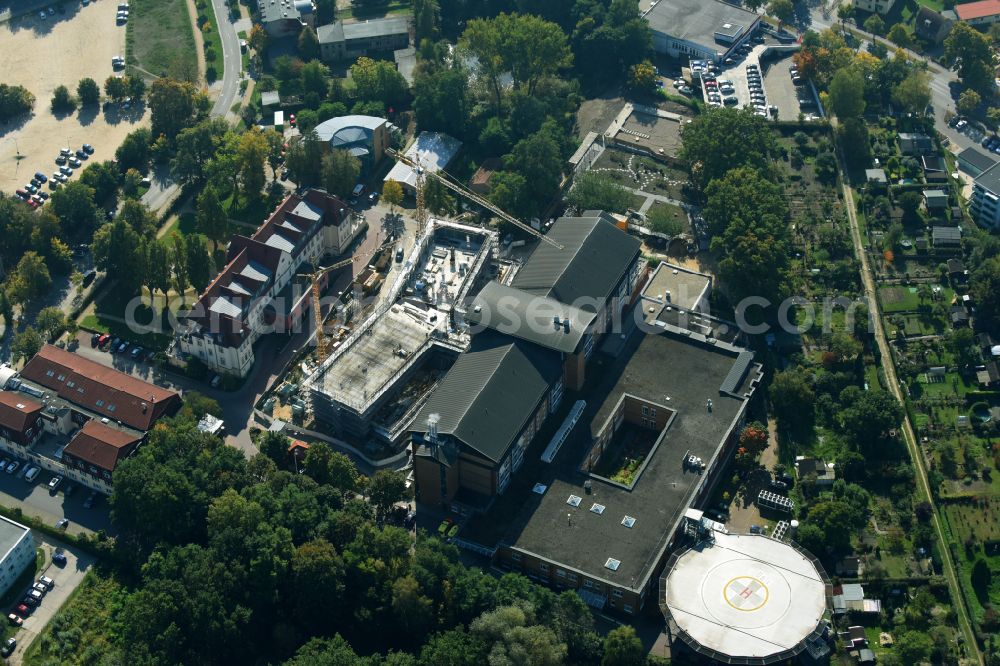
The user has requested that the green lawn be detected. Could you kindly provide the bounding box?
[127,0,198,80]
[80,288,175,351]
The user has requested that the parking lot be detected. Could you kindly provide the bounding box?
[6,535,94,665]
[0,0,146,196]
[0,461,113,538]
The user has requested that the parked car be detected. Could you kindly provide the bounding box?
[24,466,39,482]
[25,183,37,194]
[15,604,30,617]
[52,549,67,565]
[705,509,727,523]
[68,156,81,168]
[130,346,144,359]
[82,143,95,154]
[32,582,47,595]
[27,589,42,602]
[1,638,15,657]
[34,171,47,183]
[749,524,764,534]
[6,461,19,474]
[7,613,22,627]
[38,576,54,590]
[97,333,111,347]
[59,165,73,176]
[56,518,69,529]
[48,475,62,491]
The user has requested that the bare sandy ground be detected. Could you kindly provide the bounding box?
[0,1,148,195]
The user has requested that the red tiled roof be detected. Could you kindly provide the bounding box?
[20,346,180,430]
[64,420,141,473]
[0,392,42,434]
[955,0,1000,20]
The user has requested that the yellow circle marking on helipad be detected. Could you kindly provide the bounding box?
[723,576,769,612]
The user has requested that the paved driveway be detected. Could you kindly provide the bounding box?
[7,535,95,665]
[0,465,113,537]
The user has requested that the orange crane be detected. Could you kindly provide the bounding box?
[385,147,564,250]
[299,238,396,361]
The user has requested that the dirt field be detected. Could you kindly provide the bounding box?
[0,1,148,195]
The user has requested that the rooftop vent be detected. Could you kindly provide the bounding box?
[532,483,547,495]
[567,494,582,507]
[605,557,621,571]
[590,503,605,515]
[621,516,636,528]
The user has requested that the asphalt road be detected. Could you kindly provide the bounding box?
[209,0,243,120]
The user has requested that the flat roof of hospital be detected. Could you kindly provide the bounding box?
[662,532,828,662]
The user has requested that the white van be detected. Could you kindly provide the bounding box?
[352,183,365,197]
[24,466,40,483]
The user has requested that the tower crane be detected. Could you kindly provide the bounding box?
[385,147,564,250]
[298,238,396,362]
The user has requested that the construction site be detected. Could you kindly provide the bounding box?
[305,219,497,445]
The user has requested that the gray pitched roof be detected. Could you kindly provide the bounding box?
[466,282,597,354]
[511,216,641,309]
[412,330,562,463]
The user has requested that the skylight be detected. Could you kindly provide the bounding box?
[590,503,605,515]
[605,558,621,571]
[566,495,582,507]
[621,516,636,528]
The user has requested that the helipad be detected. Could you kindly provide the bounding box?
[662,532,828,663]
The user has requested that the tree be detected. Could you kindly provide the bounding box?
[841,389,903,453]
[770,369,816,440]
[116,127,152,173]
[77,77,100,106]
[896,631,934,665]
[291,539,346,633]
[285,131,325,186]
[414,0,440,41]
[104,75,128,102]
[196,186,229,252]
[35,306,67,340]
[892,69,931,115]
[80,160,121,204]
[887,24,911,48]
[350,57,408,110]
[601,626,644,666]
[767,0,795,23]
[382,179,404,213]
[828,67,866,119]
[186,236,213,294]
[836,3,854,27]
[298,25,320,61]
[51,85,77,114]
[504,124,564,215]
[303,445,359,491]
[945,22,994,91]
[367,469,407,523]
[972,258,1000,331]
[702,166,789,303]
[566,171,632,214]
[127,75,147,102]
[11,327,43,364]
[6,252,52,307]
[863,14,885,36]
[424,177,455,216]
[92,221,146,297]
[490,171,531,220]
[172,117,230,185]
[172,234,190,304]
[0,83,35,121]
[626,61,657,94]
[320,150,361,199]
[248,23,268,55]
[412,67,469,136]
[148,78,198,143]
[958,88,982,116]
[680,107,776,192]
[459,13,572,106]
[237,129,269,202]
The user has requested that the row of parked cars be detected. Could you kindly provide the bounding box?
[14,145,94,209]
[6,572,58,652]
[980,133,1000,155]
[91,332,150,362]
